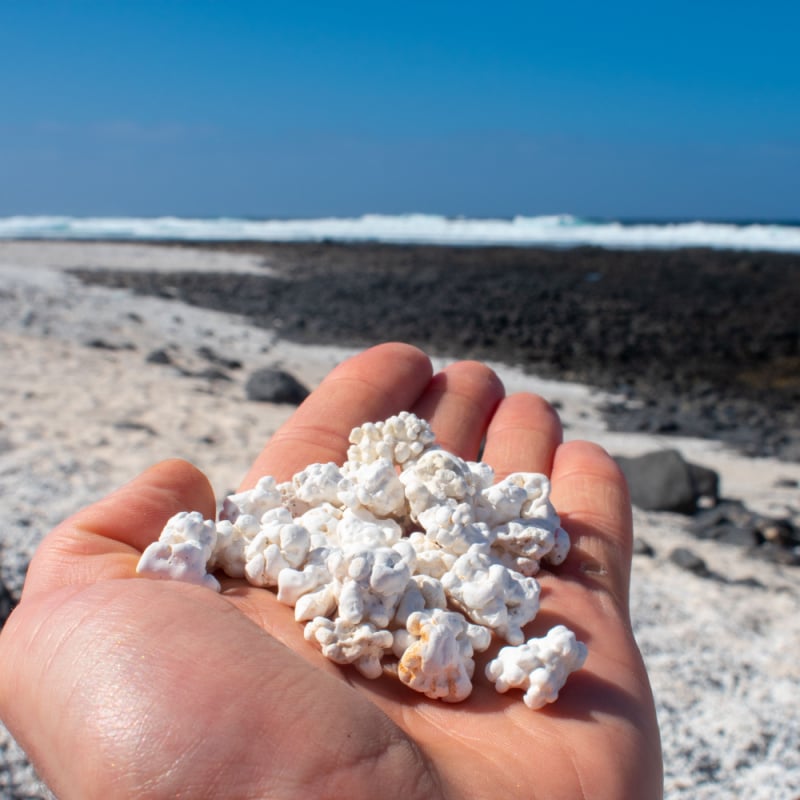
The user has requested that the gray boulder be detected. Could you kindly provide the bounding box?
[615,449,719,514]
[245,368,310,405]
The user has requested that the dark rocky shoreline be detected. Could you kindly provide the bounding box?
[69,240,800,461]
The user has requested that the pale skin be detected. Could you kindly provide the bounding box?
[0,343,663,799]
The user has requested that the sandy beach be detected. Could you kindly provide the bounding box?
[1,241,799,798]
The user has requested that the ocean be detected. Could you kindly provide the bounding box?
[2,214,800,252]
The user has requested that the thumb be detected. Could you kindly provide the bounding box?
[21,458,216,600]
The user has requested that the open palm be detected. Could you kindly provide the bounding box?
[0,343,662,799]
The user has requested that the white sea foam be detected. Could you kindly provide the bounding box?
[2,214,800,252]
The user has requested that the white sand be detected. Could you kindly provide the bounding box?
[1,241,799,798]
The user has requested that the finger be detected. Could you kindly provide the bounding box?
[411,361,505,459]
[481,392,563,478]
[22,459,215,599]
[240,342,433,488]
[540,440,657,763]
[548,440,633,613]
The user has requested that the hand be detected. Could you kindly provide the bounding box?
[0,343,662,799]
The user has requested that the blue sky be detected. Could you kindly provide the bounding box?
[1,1,798,219]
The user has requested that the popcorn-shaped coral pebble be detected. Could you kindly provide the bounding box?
[210,513,260,578]
[347,411,436,467]
[244,508,311,587]
[417,501,494,555]
[544,526,571,566]
[442,544,540,645]
[304,617,394,679]
[292,462,345,506]
[338,458,407,518]
[137,511,220,591]
[467,460,495,492]
[477,472,557,527]
[336,507,402,551]
[490,550,541,578]
[494,519,555,560]
[390,538,418,574]
[327,545,412,628]
[293,580,337,622]
[393,574,448,626]
[221,476,282,522]
[277,547,333,609]
[297,503,342,549]
[406,531,458,579]
[485,625,587,709]
[399,449,478,520]
[276,480,311,517]
[392,608,491,702]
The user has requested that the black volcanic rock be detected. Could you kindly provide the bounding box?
[146,347,174,365]
[196,345,242,370]
[68,242,800,460]
[688,500,800,565]
[245,368,310,405]
[669,547,713,577]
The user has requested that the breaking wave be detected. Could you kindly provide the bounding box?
[2,214,800,252]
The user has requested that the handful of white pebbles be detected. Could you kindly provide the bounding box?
[137,412,587,708]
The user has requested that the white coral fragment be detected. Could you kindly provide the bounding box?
[406,531,457,578]
[221,476,282,522]
[478,472,557,526]
[347,411,436,467]
[277,548,333,610]
[137,511,220,591]
[544,526,571,566]
[304,617,393,679]
[327,545,411,628]
[211,514,260,578]
[293,581,337,622]
[136,411,582,708]
[485,625,588,709]
[400,449,478,520]
[493,519,554,561]
[442,545,541,645]
[393,609,491,702]
[394,574,448,626]
[243,508,311,588]
[336,507,402,550]
[480,472,571,572]
[292,462,346,507]
[297,503,342,548]
[417,501,494,555]
[338,458,407,518]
